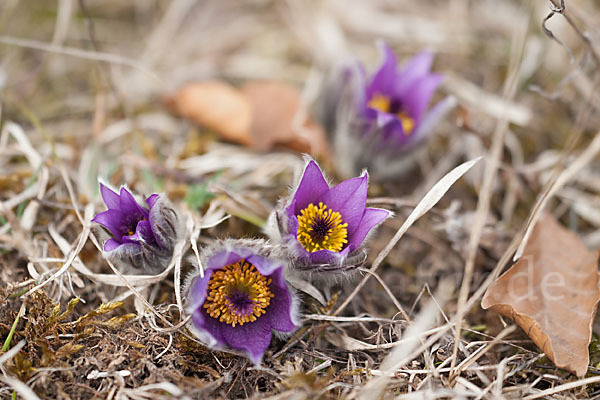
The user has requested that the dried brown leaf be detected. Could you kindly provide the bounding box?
[241,80,328,156]
[168,80,328,157]
[168,81,253,146]
[482,214,600,376]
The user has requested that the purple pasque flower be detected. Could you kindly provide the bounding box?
[317,42,455,181]
[92,183,180,273]
[361,42,446,148]
[186,239,298,364]
[271,159,390,276]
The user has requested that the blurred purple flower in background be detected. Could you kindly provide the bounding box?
[318,41,455,181]
[186,240,297,364]
[92,183,179,273]
[362,44,445,148]
[269,159,390,279]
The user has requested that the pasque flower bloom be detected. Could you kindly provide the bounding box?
[186,239,298,364]
[318,42,454,180]
[269,159,390,277]
[361,43,447,147]
[92,183,180,273]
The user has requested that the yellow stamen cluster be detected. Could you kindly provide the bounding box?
[126,216,143,236]
[368,93,391,113]
[368,93,415,135]
[203,260,274,327]
[296,202,348,253]
[398,113,415,135]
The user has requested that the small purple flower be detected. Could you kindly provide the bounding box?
[270,159,390,277]
[186,239,298,364]
[92,183,180,273]
[361,43,447,147]
[317,42,455,180]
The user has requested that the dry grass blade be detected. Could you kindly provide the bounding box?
[101,218,192,326]
[333,156,482,316]
[450,13,528,377]
[453,325,517,377]
[0,340,25,366]
[357,267,409,320]
[0,375,40,400]
[49,224,176,287]
[325,325,453,351]
[522,376,600,400]
[286,275,326,306]
[22,204,93,298]
[357,298,441,399]
[514,131,600,261]
[0,35,160,80]
[2,122,49,231]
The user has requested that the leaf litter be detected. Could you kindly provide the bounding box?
[1,1,600,399]
[169,80,328,157]
[483,213,600,377]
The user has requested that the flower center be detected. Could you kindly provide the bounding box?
[368,93,415,135]
[296,202,348,253]
[203,260,274,327]
[122,215,143,237]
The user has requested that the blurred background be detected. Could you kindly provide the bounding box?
[2,0,599,240]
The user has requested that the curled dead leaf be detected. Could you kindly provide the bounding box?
[482,213,600,377]
[241,80,329,156]
[168,80,328,157]
[167,81,252,146]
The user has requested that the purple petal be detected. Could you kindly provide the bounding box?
[365,107,397,130]
[119,187,148,219]
[204,247,280,275]
[222,318,272,364]
[92,209,127,238]
[395,52,435,96]
[286,205,299,235]
[286,219,334,262]
[408,96,455,145]
[265,268,295,333]
[383,118,412,147]
[205,249,251,273]
[347,208,390,251]
[246,253,282,277]
[191,308,226,347]
[147,204,164,249]
[121,228,140,243]
[103,238,121,251]
[402,73,443,122]
[308,246,351,265]
[363,110,410,146]
[130,220,157,245]
[103,241,142,259]
[146,194,159,209]
[239,252,294,331]
[187,274,211,312]
[366,42,398,100]
[352,62,369,110]
[100,183,120,209]
[291,160,330,214]
[319,174,369,234]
